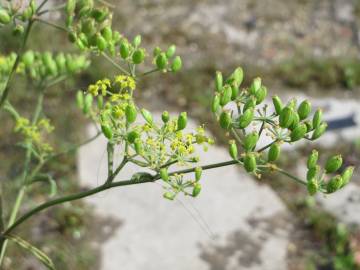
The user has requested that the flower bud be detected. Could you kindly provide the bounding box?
[133,35,142,47]
[312,109,322,129]
[101,124,113,139]
[290,123,307,142]
[311,122,327,140]
[156,53,168,70]
[220,85,232,106]
[249,77,261,95]
[255,86,267,104]
[244,153,256,173]
[134,138,144,155]
[244,132,259,151]
[307,178,318,196]
[163,192,175,200]
[96,35,107,51]
[192,183,202,197]
[125,104,137,123]
[327,175,343,193]
[306,165,320,181]
[272,95,283,115]
[238,108,254,129]
[341,166,354,187]
[101,26,112,41]
[279,107,294,128]
[171,56,182,72]
[211,94,220,113]
[229,140,238,159]
[161,111,170,123]
[127,131,139,143]
[219,111,232,129]
[177,112,187,130]
[325,155,342,174]
[166,45,176,58]
[160,168,169,182]
[132,49,145,64]
[120,41,129,59]
[141,109,153,125]
[307,150,318,169]
[76,91,84,109]
[195,167,202,181]
[215,71,223,92]
[0,9,11,25]
[268,143,280,162]
[298,100,311,120]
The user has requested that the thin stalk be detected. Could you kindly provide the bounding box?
[102,53,130,75]
[33,17,69,32]
[107,142,114,178]
[275,167,307,186]
[37,3,67,16]
[140,68,159,77]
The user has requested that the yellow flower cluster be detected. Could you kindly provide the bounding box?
[114,75,136,90]
[88,78,111,96]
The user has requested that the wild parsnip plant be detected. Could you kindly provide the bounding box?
[0,0,355,269]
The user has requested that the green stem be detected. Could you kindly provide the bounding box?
[275,167,307,186]
[102,53,130,75]
[37,3,67,16]
[33,17,69,32]
[107,142,114,178]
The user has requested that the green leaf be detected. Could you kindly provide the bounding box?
[6,234,56,270]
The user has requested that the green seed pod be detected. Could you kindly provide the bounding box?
[298,100,312,120]
[341,166,354,187]
[219,111,232,130]
[22,7,33,21]
[76,91,84,109]
[66,0,76,15]
[220,85,232,106]
[134,138,144,155]
[125,104,137,123]
[0,9,11,25]
[192,183,202,197]
[243,98,256,112]
[177,112,187,130]
[231,84,239,100]
[166,45,176,58]
[306,165,320,181]
[55,53,66,73]
[97,95,104,109]
[113,31,121,44]
[230,67,244,86]
[120,41,130,59]
[195,167,202,181]
[272,95,283,115]
[268,143,281,162]
[160,168,169,182]
[101,26,112,41]
[327,175,343,193]
[153,46,161,57]
[311,122,327,140]
[211,94,220,113]
[22,51,35,67]
[304,120,313,132]
[162,111,170,123]
[141,109,153,125]
[255,86,267,104]
[156,53,168,70]
[133,35,142,47]
[244,153,257,173]
[91,7,109,23]
[163,192,175,200]
[229,141,238,159]
[101,124,113,139]
[249,77,261,95]
[287,98,297,110]
[13,25,24,36]
[171,56,182,72]
[96,35,107,51]
[81,19,95,35]
[132,49,145,64]
[290,123,307,142]
[313,109,322,129]
[289,112,300,130]
[215,71,223,92]
[279,107,294,128]
[83,93,93,114]
[68,31,77,43]
[325,155,343,174]
[307,178,318,196]
[307,150,318,169]
[127,131,139,143]
[244,132,259,151]
[238,108,254,129]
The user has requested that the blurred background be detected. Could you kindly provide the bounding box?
[1,0,360,269]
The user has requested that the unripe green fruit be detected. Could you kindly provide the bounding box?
[153,46,161,57]
[133,35,142,47]
[298,100,311,120]
[279,107,294,128]
[215,71,223,92]
[211,94,220,113]
[91,7,109,23]
[243,98,256,112]
[307,150,318,169]
[287,98,297,110]
[141,109,153,125]
[313,109,322,129]
[325,155,342,173]
[96,35,107,51]
[229,141,238,160]
[101,124,113,139]
[101,26,112,41]
[220,85,232,106]
[13,25,24,36]
[307,165,320,181]
[290,123,307,142]
[127,131,139,143]
[177,112,187,130]
[327,175,343,193]
[312,122,327,140]
[231,84,239,100]
[113,31,121,44]
[192,183,202,197]
[22,51,35,67]
[255,86,267,104]
[132,49,145,64]
[0,9,11,25]
[163,192,175,200]
[219,111,232,130]
[83,94,93,114]
[166,45,176,58]
[244,132,259,151]
[244,153,256,172]
[268,143,281,162]
[289,112,300,130]
[156,53,168,70]
[231,67,244,86]
[171,56,182,72]
[249,77,261,95]
[160,168,169,182]
[82,19,95,35]
[55,53,66,73]
[307,178,318,196]
[304,120,313,132]
[238,108,254,129]
[125,104,137,123]
[97,96,104,109]
[195,167,202,181]
[341,166,354,187]
[134,138,144,155]
[66,0,76,15]
[120,41,130,59]
[162,111,170,123]
[76,91,84,109]
[272,95,283,115]
[68,32,77,43]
